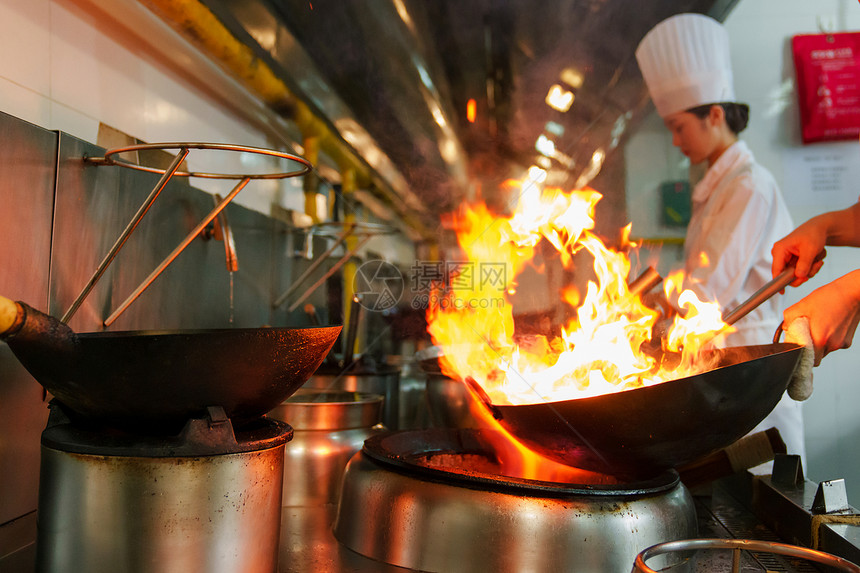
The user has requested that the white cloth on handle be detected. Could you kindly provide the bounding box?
[784,317,814,401]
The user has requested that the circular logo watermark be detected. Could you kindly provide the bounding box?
[353,260,404,311]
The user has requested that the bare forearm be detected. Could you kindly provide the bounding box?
[821,202,860,247]
[772,201,860,284]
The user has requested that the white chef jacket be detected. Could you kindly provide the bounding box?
[683,141,806,469]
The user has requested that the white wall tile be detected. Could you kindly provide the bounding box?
[0,76,51,128]
[48,100,98,144]
[0,0,51,97]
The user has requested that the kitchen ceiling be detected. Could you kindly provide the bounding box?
[199,0,740,234]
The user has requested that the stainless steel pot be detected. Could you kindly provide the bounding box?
[268,389,385,506]
[303,365,400,429]
[418,347,484,429]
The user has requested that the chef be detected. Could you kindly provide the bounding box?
[635,13,806,468]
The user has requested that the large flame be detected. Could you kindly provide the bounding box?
[427,180,732,407]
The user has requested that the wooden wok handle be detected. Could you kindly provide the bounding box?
[0,295,22,337]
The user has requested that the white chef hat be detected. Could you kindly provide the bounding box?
[635,13,736,118]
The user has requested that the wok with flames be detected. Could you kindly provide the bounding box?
[465,342,802,477]
[425,179,806,479]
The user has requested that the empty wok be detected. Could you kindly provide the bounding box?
[0,299,341,431]
[467,342,803,478]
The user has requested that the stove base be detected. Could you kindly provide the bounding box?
[333,452,698,573]
[35,413,290,573]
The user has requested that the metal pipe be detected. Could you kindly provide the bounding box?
[341,294,363,366]
[272,228,351,309]
[286,234,372,313]
[104,177,251,326]
[303,135,321,223]
[340,168,360,349]
[61,147,189,323]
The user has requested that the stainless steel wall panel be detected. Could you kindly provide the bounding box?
[0,111,56,566]
[0,111,56,309]
[49,134,297,332]
[0,117,340,572]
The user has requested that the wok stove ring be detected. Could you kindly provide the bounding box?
[333,429,698,573]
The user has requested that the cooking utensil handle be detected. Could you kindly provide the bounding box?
[463,376,503,420]
[721,251,825,327]
[721,268,796,326]
[0,295,21,336]
[773,321,785,344]
[628,266,662,298]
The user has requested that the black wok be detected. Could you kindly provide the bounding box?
[0,299,341,431]
[466,342,803,478]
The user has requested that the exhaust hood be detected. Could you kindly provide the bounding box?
[175,0,740,235]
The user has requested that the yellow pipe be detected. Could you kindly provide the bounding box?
[302,135,321,223]
[341,167,359,354]
[139,0,434,241]
[138,0,292,105]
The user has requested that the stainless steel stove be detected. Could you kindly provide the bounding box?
[37,403,292,573]
[277,431,860,573]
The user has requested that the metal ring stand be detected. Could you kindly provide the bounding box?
[64,142,311,327]
[273,221,396,313]
[632,538,860,572]
[90,142,311,180]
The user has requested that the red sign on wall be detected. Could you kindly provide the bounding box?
[792,32,860,144]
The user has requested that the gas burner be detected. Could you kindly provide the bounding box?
[363,427,675,493]
[41,400,292,457]
[334,429,697,573]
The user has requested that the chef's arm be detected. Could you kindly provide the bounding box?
[772,201,860,285]
[783,269,860,365]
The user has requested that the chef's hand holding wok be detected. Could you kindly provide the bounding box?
[778,271,860,367]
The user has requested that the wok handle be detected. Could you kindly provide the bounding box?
[0,295,20,336]
[773,321,785,344]
[628,266,662,298]
[463,376,503,420]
